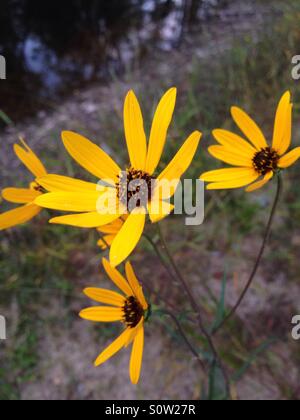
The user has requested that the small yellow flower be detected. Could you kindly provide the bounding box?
[200,91,300,192]
[97,217,127,250]
[80,258,149,385]
[35,88,202,266]
[0,139,47,230]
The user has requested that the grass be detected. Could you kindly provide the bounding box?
[1,0,300,400]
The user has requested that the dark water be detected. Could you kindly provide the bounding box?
[0,0,226,124]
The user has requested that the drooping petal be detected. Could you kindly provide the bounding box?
[94,328,131,367]
[102,258,133,296]
[79,307,123,322]
[212,129,257,157]
[206,171,259,190]
[208,146,253,167]
[145,88,177,175]
[0,204,41,231]
[200,167,256,182]
[278,147,300,169]
[124,90,147,171]
[97,235,115,250]
[148,199,174,223]
[37,174,100,192]
[97,217,126,234]
[14,139,47,178]
[35,191,105,212]
[109,208,146,267]
[50,212,120,228]
[62,131,121,184]
[272,91,292,155]
[129,326,144,385]
[245,172,273,192]
[231,107,268,150]
[83,288,126,306]
[2,188,40,204]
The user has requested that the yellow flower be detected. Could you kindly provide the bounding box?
[200,91,300,192]
[80,258,149,385]
[0,139,47,231]
[35,88,202,266]
[97,217,127,250]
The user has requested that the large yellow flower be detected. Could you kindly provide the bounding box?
[0,139,47,231]
[80,258,149,385]
[35,88,201,266]
[200,91,300,192]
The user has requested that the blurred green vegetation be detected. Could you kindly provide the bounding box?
[1,0,300,400]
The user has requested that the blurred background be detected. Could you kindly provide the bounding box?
[0,0,300,400]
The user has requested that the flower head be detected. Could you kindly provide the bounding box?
[80,258,149,385]
[35,89,202,266]
[200,91,300,192]
[0,139,47,230]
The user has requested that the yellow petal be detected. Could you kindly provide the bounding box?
[14,139,47,178]
[79,307,123,322]
[206,171,259,190]
[97,235,115,250]
[157,130,201,198]
[37,174,100,192]
[97,217,126,234]
[109,208,146,267]
[125,318,144,348]
[208,146,253,167]
[35,191,104,212]
[83,288,125,307]
[2,188,40,204]
[129,326,144,385]
[200,167,256,182]
[124,91,147,170]
[272,91,292,155]
[0,204,41,231]
[125,263,148,311]
[50,212,120,228]
[148,199,174,223]
[245,172,273,192]
[62,131,121,184]
[278,147,300,169]
[231,107,267,150]
[94,328,131,367]
[145,88,177,175]
[102,258,133,296]
[213,129,257,157]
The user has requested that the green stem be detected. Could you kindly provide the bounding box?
[157,223,231,400]
[161,310,206,373]
[213,174,283,334]
[143,233,177,284]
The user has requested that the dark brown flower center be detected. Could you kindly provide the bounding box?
[253,147,279,175]
[123,296,144,328]
[116,167,155,211]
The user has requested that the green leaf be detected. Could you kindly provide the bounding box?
[232,338,277,382]
[0,110,13,126]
